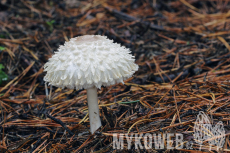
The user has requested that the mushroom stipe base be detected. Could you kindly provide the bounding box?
[87,87,102,134]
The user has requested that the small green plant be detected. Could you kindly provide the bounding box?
[0,34,6,38]
[0,64,8,85]
[0,46,6,51]
[46,20,55,31]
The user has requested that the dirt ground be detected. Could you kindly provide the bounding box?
[0,0,230,152]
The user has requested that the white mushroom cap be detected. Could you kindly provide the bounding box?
[44,35,139,90]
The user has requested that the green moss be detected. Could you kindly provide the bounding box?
[0,64,8,85]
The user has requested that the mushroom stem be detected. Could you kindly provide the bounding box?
[86,87,102,134]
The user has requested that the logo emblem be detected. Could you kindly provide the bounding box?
[193,111,225,151]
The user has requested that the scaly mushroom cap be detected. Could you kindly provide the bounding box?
[44,35,139,89]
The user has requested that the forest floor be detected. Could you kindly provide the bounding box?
[0,0,230,152]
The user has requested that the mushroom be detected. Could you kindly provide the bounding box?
[43,35,139,134]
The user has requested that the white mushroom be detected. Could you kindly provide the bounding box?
[43,35,139,134]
